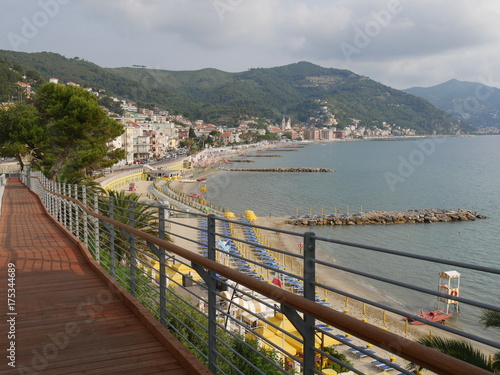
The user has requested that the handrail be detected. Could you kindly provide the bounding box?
[21,172,496,375]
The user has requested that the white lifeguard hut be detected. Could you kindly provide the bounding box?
[438,270,461,313]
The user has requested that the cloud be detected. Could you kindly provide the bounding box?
[70,0,500,63]
[1,0,500,88]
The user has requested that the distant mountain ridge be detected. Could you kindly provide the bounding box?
[0,49,471,134]
[404,79,500,128]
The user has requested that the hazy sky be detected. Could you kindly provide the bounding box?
[1,0,500,90]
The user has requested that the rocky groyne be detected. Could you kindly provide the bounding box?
[285,209,487,226]
[228,168,335,172]
[230,159,255,163]
[246,155,282,157]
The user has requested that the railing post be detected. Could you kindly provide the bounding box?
[158,202,168,326]
[75,185,79,238]
[26,168,31,189]
[82,185,88,248]
[51,181,55,217]
[47,181,52,215]
[94,193,100,263]
[57,182,62,223]
[109,197,115,276]
[61,182,66,226]
[207,214,217,373]
[67,184,73,234]
[303,232,316,375]
[129,200,137,296]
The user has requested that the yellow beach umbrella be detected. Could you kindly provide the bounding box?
[224,211,235,218]
[322,369,337,375]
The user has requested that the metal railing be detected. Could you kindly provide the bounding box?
[21,170,500,375]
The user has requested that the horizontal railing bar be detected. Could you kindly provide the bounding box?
[317,281,500,351]
[316,235,500,275]
[315,258,500,314]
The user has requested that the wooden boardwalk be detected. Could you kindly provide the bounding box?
[0,179,211,375]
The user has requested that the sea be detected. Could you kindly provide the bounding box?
[204,135,500,342]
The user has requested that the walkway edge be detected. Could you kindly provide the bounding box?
[30,183,213,375]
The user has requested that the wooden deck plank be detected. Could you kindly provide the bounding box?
[0,179,210,375]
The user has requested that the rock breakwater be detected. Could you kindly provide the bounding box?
[246,155,282,157]
[285,209,487,226]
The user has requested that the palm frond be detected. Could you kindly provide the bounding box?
[417,335,491,371]
[492,352,500,375]
[480,310,500,329]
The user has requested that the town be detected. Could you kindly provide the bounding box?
[13,77,420,167]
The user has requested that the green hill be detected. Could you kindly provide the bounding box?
[405,79,500,128]
[0,50,471,134]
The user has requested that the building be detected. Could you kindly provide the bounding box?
[304,129,321,140]
[15,82,32,98]
[220,132,234,144]
[281,117,292,131]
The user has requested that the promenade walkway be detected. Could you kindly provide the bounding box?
[0,179,210,375]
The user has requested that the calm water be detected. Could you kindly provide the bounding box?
[206,136,500,339]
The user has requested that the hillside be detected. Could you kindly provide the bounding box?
[0,50,471,134]
[111,61,471,134]
[0,60,24,102]
[0,49,200,117]
[404,79,500,128]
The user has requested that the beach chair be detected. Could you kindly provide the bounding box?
[372,360,395,371]
[333,334,353,344]
[354,349,376,358]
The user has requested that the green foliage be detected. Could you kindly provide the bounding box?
[0,60,25,102]
[415,335,491,371]
[480,310,500,329]
[0,103,44,168]
[34,82,125,179]
[99,189,158,233]
[230,337,287,375]
[322,346,353,373]
[0,80,125,182]
[98,95,124,115]
[188,127,197,139]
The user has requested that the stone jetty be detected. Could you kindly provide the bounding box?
[285,209,487,226]
[228,168,334,172]
[231,159,255,163]
[246,155,282,157]
[268,148,300,151]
